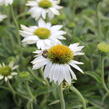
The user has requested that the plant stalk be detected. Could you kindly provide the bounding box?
[58,84,65,109]
[70,86,87,109]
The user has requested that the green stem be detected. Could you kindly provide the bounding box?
[96,3,103,38]
[7,80,16,94]
[26,81,34,99]
[27,101,33,109]
[58,84,65,109]
[16,92,29,100]
[25,81,35,109]
[10,5,21,45]
[101,57,109,94]
[70,86,87,109]
[28,68,43,83]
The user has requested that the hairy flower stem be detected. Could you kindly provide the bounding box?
[101,57,109,94]
[58,84,65,109]
[70,86,87,109]
[96,3,103,39]
[7,80,16,94]
[26,81,35,109]
[10,5,21,45]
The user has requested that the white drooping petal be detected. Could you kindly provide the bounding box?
[68,65,77,80]
[63,65,71,84]
[44,62,52,78]
[58,65,65,84]
[44,63,72,84]
[69,61,84,73]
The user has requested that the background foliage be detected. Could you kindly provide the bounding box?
[0,0,109,109]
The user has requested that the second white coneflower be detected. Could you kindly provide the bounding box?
[26,0,62,20]
[32,43,84,84]
[20,19,66,49]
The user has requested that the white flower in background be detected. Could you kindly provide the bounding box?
[0,14,7,22]
[0,0,13,6]
[20,19,66,49]
[26,0,62,20]
[32,43,84,84]
[0,62,18,82]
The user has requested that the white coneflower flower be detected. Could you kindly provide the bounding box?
[26,0,62,20]
[20,19,66,49]
[0,62,18,82]
[0,14,7,22]
[32,43,84,84]
[0,0,13,6]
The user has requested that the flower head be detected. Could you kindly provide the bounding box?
[26,0,62,20]
[20,19,66,49]
[97,42,109,53]
[0,0,13,6]
[0,62,18,82]
[32,43,84,84]
[0,14,7,22]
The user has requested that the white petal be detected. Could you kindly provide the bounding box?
[37,40,51,50]
[0,75,3,80]
[38,19,46,27]
[51,25,63,30]
[50,8,60,15]
[48,11,54,19]
[44,62,52,78]
[32,57,49,70]
[69,62,84,73]
[64,65,71,84]
[4,77,8,82]
[12,65,18,70]
[7,75,13,79]
[68,65,77,80]
[28,7,42,20]
[22,36,38,45]
[33,50,42,54]
[57,65,65,84]
[0,14,7,22]
[26,1,37,6]
[42,10,47,19]
[11,72,17,76]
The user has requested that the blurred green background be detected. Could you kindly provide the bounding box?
[0,0,109,109]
